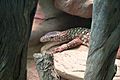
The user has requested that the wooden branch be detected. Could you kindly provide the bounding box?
[84,0,120,80]
[33,52,60,80]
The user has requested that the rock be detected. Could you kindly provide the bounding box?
[27,60,39,80]
[33,4,45,24]
[54,46,88,80]
[117,46,120,59]
[41,42,120,80]
[28,4,45,46]
[54,0,93,18]
[29,0,92,46]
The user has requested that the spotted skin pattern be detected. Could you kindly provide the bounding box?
[40,27,90,53]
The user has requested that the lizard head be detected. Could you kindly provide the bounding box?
[40,31,67,42]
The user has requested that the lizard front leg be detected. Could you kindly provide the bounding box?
[51,37,83,53]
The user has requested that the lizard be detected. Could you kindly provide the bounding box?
[40,27,90,53]
[40,27,120,60]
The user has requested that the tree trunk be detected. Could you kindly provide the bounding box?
[84,0,120,80]
[0,0,38,80]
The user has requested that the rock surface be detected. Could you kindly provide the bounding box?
[27,1,120,79]
[54,0,93,18]
[29,1,91,46]
[27,59,39,80]
[117,46,120,59]
[40,43,120,80]
[54,46,120,80]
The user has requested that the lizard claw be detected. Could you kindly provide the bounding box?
[41,48,61,54]
[52,47,64,53]
[51,44,68,53]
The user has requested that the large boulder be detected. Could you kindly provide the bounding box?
[28,0,91,59]
[54,0,93,18]
[29,0,92,46]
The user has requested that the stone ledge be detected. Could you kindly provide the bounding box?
[53,46,120,80]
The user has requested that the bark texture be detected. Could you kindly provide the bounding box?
[33,53,60,80]
[84,0,120,80]
[0,0,38,80]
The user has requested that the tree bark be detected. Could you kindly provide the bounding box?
[33,53,60,80]
[0,0,38,80]
[84,0,120,80]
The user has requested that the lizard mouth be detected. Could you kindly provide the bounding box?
[40,37,47,42]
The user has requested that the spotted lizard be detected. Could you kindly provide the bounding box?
[40,27,90,53]
[40,27,120,60]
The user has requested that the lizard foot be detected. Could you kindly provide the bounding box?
[50,44,68,54]
[48,38,84,54]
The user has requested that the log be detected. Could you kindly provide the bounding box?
[84,0,120,80]
[0,0,38,80]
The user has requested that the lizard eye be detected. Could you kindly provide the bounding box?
[50,36,54,39]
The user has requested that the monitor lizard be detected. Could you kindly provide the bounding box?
[40,27,120,59]
[40,27,90,53]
